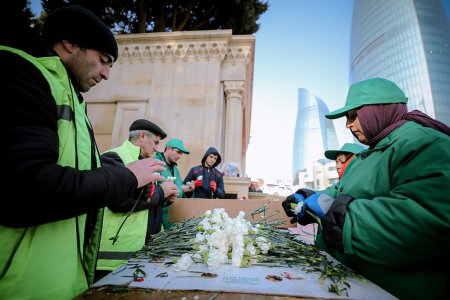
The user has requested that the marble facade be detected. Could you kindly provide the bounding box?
[85,29,255,179]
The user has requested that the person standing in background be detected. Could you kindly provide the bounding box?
[324,143,365,179]
[0,5,165,299]
[184,147,225,199]
[155,138,192,229]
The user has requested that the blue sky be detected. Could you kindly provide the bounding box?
[246,0,450,183]
[30,0,450,183]
[246,0,355,183]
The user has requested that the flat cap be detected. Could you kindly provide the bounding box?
[42,5,118,61]
[129,119,167,139]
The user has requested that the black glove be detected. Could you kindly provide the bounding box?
[322,194,354,252]
[281,188,316,225]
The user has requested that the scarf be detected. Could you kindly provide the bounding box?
[356,103,450,147]
[338,154,355,179]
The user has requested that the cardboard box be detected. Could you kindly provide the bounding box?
[168,197,295,228]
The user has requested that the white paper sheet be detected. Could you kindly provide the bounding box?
[93,259,397,299]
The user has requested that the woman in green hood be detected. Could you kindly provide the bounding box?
[283,78,450,299]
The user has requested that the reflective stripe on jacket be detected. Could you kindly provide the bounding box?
[97,140,148,271]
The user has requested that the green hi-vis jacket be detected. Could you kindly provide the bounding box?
[154,151,185,229]
[0,46,102,299]
[97,140,148,271]
[316,121,450,299]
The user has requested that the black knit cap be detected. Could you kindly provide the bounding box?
[129,119,167,139]
[42,5,118,61]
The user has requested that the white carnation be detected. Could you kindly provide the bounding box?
[175,207,273,271]
[207,248,222,270]
[195,232,205,243]
[231,235,244,267]
[174,253,194,271]
[246,243,256,256]
[259,242,270,254]
[293,201,304,215]
[198,244,209,253]
[256,236,271,254]
[199,218,212,230]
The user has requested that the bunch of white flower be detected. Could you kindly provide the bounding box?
[138,204,363,297]
[174,208,272,271]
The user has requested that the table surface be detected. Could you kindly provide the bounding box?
[76,227,319,300]
[79,259,395,300]
[77,227,395,300]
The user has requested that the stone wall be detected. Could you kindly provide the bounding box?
[85,30,255,178]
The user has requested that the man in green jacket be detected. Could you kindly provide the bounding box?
[154,138,191,229]
[96,119,179,279]
[0,5,166,300]
[282,78,450,299]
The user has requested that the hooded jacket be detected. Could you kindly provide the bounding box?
[317,121,450,299]
[183,147,225,199]
[319,78,450,299]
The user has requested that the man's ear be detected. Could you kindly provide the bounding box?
[61,39,79,53]
[139,131,147,141]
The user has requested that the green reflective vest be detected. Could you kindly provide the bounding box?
[0,46,101,299]
[97,140,148,271]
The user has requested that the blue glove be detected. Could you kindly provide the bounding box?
[294,193,305,203]
[304,194,335,218]
[282,189,316,224]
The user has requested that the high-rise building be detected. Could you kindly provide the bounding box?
[350,0,450,125]
[292,88,339,185]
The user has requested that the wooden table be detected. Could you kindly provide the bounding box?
[75,287,316,299]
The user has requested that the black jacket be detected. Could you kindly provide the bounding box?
[183,147,225,199]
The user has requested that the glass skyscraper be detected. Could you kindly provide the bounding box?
[350,0,450,125]
[292,88,339,183]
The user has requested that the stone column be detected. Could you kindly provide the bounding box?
[223,80,245,169]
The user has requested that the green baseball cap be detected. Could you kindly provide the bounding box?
[165,138,190,154]
[326,78,408,119]
[324,143,365,160]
